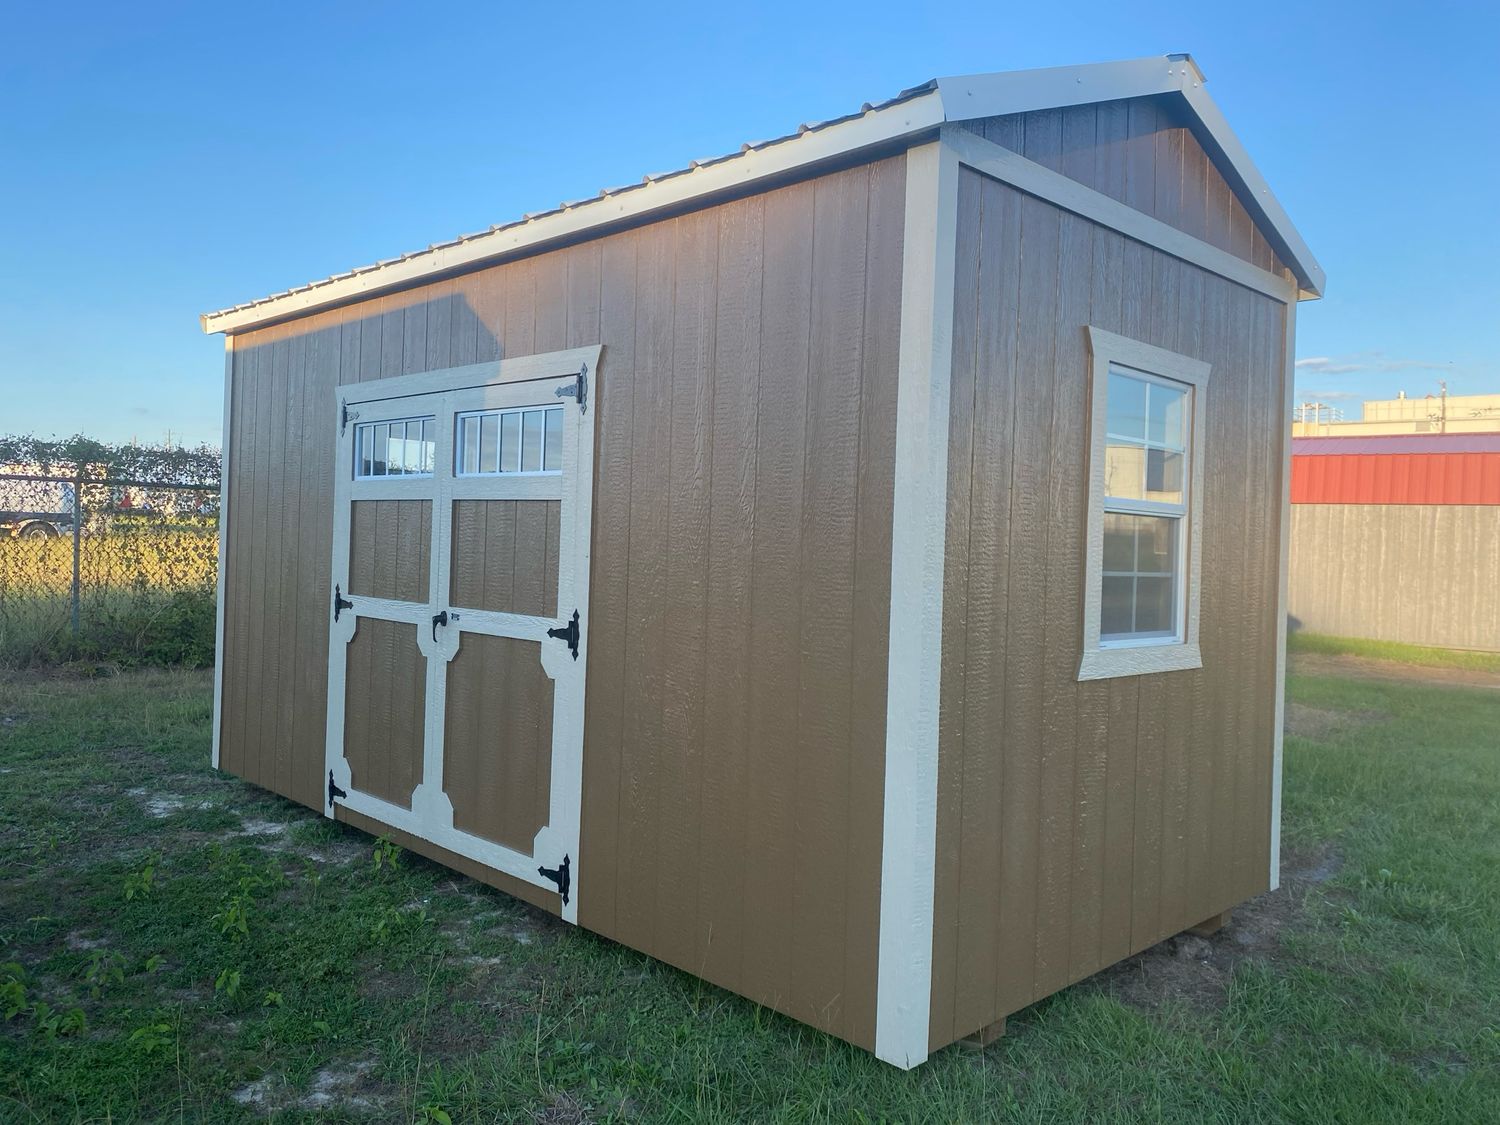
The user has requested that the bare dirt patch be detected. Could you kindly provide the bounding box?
[1292,652,1500,691]
[1094,842,1343,1013]
[1285,702,1387,742]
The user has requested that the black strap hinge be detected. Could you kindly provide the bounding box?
[538,854,570,905]
[546,609,580,661]
[333,584,354,622]
[327,770,347,810]
[554,366,588,414]
[340,400,360,435]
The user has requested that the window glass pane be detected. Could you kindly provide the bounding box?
[461,417,479,474]
[543,407,563,471]
[1104,440,1145,500]
[373,425,389,477]
[1135,576,1174,634]
[391,421,410,474]
[359,429,373,478]
[1106,371,1148,439]
[1102,513,1136,572]
[495,411,519,472]
[521,410,543,471]
[1148,384,1187,449]
[478,414,498,473]
[1101,576,1134,637]
[1144,449,1184,504]
[419,419,433,473]
[1135,515,1175,573]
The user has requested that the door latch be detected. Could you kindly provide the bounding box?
[554,365,588,414]
[546,609,580,660]
[538,854,571,905]
[431,610,449,642]
[333,585,354,622]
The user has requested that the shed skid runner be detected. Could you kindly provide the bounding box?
[205,54,1319,1067]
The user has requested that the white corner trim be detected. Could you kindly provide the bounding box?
[210,338,233,770]
[942,126,1297,306]
[1269,301,1297,891]
[875,138,959,1070]
[1078,327,1211,683]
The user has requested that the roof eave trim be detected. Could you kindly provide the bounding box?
[200,89,946,335]
[202,54,1324,335]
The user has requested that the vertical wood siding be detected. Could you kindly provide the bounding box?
[444,634,555,850]
[959,97,1289,278]
[928,169,1288,1049]
[1288,504,1500,652]
[218,155,904,1051]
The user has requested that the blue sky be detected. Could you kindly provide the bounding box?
[2,1,1496,446]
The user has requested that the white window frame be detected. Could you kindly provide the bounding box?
[1079,326,1211,681]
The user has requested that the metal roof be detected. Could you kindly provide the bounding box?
[1293,434,1500,456]
[202,55,1324,336]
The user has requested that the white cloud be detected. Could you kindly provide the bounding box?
[1294,352,1452,376]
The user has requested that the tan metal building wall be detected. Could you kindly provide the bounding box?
[1288,504,1500,652]
[218,154,907,1051]
[928,160,1289,1048]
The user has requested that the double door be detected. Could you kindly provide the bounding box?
[324,349,598,921]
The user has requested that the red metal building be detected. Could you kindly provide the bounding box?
[1288,433,1500,651]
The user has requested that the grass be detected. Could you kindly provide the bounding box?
[1,661,1498,1122]
[1288,630,1500,674]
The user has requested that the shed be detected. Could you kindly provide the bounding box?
[202,54,1323,1068]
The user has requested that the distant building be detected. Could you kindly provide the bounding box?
[1292,389,1500,437]
[1288,432,1500,652]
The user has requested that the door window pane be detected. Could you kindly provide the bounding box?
[521,411,544,472]
[479,414,499,473]
[454,406,564,475]
[500,411,521,472]
[354,416,436,479]
[543,407,563,471]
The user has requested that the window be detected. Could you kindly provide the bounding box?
[1079,328,1210,681]
[455,406,563,475]
[355,417,435,479]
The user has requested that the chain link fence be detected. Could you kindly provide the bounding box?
[0,469,219,667]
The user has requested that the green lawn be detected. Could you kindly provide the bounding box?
[1,661,1497,1122]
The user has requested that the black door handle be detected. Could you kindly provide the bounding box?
[432,610,448,642]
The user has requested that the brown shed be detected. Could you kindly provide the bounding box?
[202,54,1323,1067]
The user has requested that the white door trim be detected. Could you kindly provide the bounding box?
[874,139,959,1069]
[323,345,600,924]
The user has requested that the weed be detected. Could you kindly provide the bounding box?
[1,962,29,1019]
[372,835,403,873]
[214,967,242,999]
[82,949,126,998]
[128,1021,175,1056]
[122,852,160,901]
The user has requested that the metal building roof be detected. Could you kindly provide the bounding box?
[201,54,1324,336]
[1293,434,1500,456]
